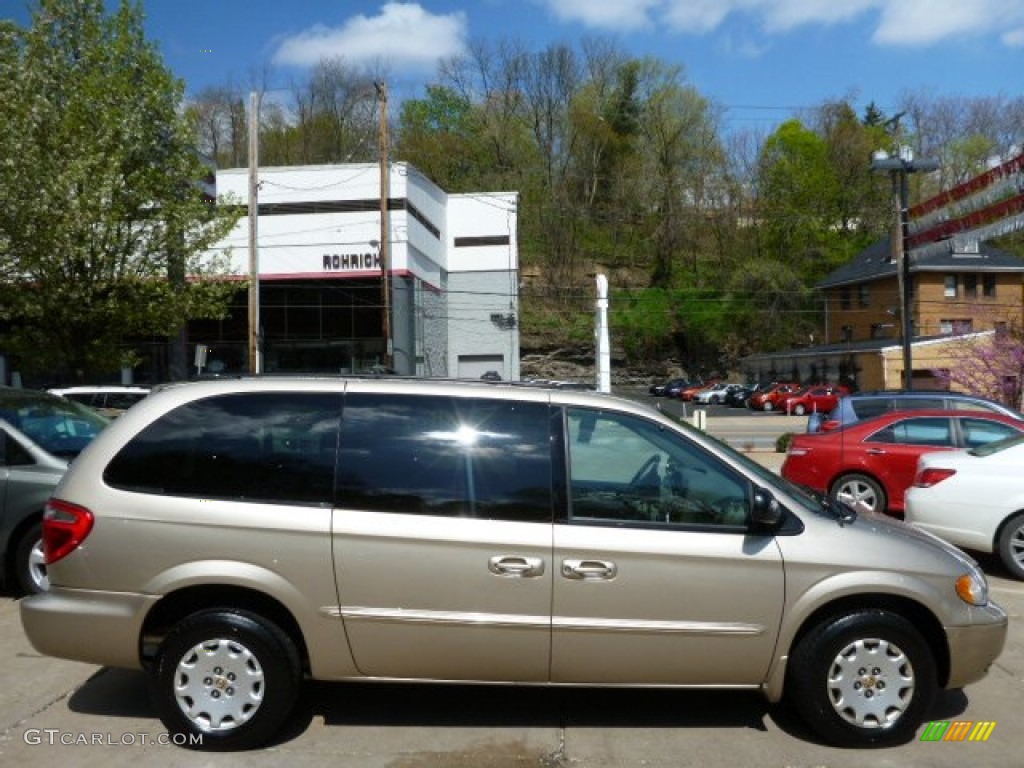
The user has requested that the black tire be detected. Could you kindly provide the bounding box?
[786,610,937,747]
[762,401,774,412]
[13,521,48,595]
[152,609,301,751]
[831,473,886,515]
[997,512,1024,579]
[710,395,721,405]
[793,404,807,416]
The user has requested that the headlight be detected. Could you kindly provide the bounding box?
[955,567,989,606]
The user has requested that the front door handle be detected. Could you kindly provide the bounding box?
[488,555,545,578]
[865,448,887,455]
[561,559,618,580]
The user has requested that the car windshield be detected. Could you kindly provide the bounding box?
[0,392,110,458]
[969,432,1024,457]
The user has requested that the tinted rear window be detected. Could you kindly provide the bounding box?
[104,392,341,505]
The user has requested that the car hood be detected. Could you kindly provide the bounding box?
[840,507,978,569]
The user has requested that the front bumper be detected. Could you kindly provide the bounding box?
[20,587,158,670]
[945,601,1009,689]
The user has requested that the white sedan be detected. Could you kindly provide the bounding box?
[905,434,1024,579]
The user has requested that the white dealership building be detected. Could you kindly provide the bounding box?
[193,162,521,380]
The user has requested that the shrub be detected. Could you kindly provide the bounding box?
[776,432,794,453]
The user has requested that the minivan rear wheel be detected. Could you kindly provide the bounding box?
[786,610,936,747]
[152,609,301,750]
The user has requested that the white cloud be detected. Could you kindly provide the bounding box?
[272,3,468,72]
[872,0,1024,46]
[541,0,1024,48]
[539,0,662,31]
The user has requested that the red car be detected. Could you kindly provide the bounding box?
[678,380,719,402]
[781,409,1024,516]
[748,382,800,411]
[781,385,850,416]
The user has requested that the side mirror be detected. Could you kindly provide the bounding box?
[751,488,785,530]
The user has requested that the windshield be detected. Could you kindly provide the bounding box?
[0,392,110,458]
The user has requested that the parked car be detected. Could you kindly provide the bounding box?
[479,371,502,382]
[693,382,741,405]
[678,380,719,402]
[725,382,769,408]
[47,385,150,417]
[806,389,1023,433]
[649,377,689,397]
[664,378,698,398]
[21,378,1006,750]
[781,385,850,416]
[748,382,801,412]
[906,434,1024,579]
[782,409,1024,516]
[0,386,109,594]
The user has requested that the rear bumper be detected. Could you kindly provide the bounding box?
[20,587,157,670]
[945,601,1008,689]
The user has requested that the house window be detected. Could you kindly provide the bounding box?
[995,321,1008,338]
[983,274,996,297]
[840,287,851,310]
[840,325,853,342]
[944,275,958,298]
[858,285,870,307]
[939,318,973,335]
[964,274,978,298]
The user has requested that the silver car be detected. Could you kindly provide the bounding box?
[1,386,109,593]
[20,378,1006,750]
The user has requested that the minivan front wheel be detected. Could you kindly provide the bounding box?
[786,610,936,747]
[152,609,301,751]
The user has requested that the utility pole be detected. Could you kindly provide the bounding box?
[248,91,261,374]
[871,143,939,390]
[375,81,392,370]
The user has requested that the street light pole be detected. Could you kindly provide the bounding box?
[871,147,940,390]
[375,81,392,371]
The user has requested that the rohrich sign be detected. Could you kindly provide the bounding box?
[322,251,381,272]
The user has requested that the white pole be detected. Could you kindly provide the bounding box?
[595,274,611,393]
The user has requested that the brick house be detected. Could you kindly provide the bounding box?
[740,238,1024,390]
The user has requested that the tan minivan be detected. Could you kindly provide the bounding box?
[20,378,1006,750]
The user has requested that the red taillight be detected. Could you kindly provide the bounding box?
[42,499,94,564]
[914,468,957,488]
[821,420,841,432]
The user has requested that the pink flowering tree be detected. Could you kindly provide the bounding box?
[932,323,1024,409]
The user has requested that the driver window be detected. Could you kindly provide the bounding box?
[566,408,749,529]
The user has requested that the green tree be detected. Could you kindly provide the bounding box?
[0,0,241,380]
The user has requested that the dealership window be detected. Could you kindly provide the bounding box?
[944,275,958,298]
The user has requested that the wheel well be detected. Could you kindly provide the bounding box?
[139,585,310,674]
[788,594,951,688]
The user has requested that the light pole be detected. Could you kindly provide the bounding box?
[870,146,939,390]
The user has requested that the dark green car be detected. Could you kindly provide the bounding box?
[0,386,109,594]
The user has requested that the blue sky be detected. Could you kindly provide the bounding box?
[5,0,1024,132]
